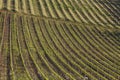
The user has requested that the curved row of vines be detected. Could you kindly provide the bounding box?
[0,0,120,80]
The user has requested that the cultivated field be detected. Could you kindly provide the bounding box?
[0,0,120,80]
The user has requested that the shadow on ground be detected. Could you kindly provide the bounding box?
[96,0,120,41]
[97,0,120,25]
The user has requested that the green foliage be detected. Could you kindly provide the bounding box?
[0,0,120,80]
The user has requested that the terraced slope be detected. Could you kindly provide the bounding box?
[0,0,120,80]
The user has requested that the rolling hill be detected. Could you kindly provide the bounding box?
[0,0,120,80]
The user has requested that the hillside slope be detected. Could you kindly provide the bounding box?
[0,0,120,80]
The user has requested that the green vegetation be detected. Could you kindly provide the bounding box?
[0,0,120,80]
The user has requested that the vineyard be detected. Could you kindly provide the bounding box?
[0,0,120,80]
